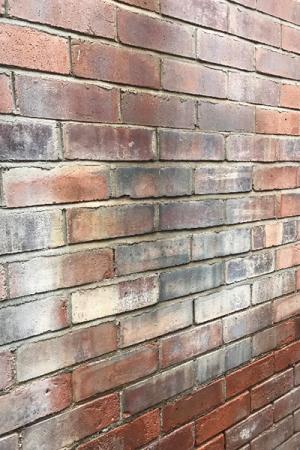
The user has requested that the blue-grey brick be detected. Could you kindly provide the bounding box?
[226,251,274,283]
[252,272,295,305]
[195,166,252,194]
[195,348,225,385]
[225,338,252,371]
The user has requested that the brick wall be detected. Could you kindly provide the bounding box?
[1,0,300,449]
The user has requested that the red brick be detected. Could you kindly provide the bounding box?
[0,73,13,113]
[251,416,294,450]
[78,410,160,450]
[274,341,300,371]
[8,0,116,38]
[123,362,194,415]
[158,423,194,450]
[276,244,300,269]
[0,265,7,300]
[0,23,69,74]
[273,386,300,421]
[225,195,276,224]
[273,293,300,322]
[72,40,160,89]
[64,123,155,161]
[254,166,299,190]
[122,92,195,128]
[0,373,71,435]
[67,204,154,243]
[227,135,277,162]
[198,101,255,132]
[195,166,252,194]
[253,320,300,356]
[162,379,225,433]
[256,0,300,25]
[256,109,300,135]
[22,394,119,450]
[118,9,195,57]
[228,71,279,106]
[16,75,119,122]
[8,248,113,298]
[256,47,300,81]
[280,84,300,109]
[226,355,274,398]
[3,166,109,207]
[121,0,159,11]
[195,392,250,445]
[73,345,158,402]
[280,194,300,218]
[282,25,300,54]
[196,435,224,450]
[0,352,13,391]
[251,369,293,411]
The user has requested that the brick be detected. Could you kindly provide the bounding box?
[77,410,160,450]
[116,237,190,276]
[72,40,160,89]
[276,243,300,269]
[195,392,250,445]
[295,363,300,384]
[64,123,155,161]
[273,293,300,322]
[252,221,297,250]
[0,23,69,74]
[195,285,251,324]
[225,196,276,224]
[274,341,300,371]
[0,352,13,391]
[16,75,119,122]
[251,369,293,411]
[196,435,224,450]
[0,119,60,161]
[0,295,68,345]
[252,272,295,304]
[162,59,227,97]
[160,263,223,301]
[198,101,255,132]
[256,0,300,25]
[8,248,113,298]
[0,209,64,255]
[223,303,272,343]
[226,355,274,398]
[282,25,300,54]
[3,166,109,207]
[251,416,294,450]
[160,321,222,368]
[118,9,195,57]
[67,204,154,243]
[158,423,194,450]
[256,109,300,135]
[73,345,158,402]
[162,379,225,433]
[226,251,274,283]
[0,435,18,450]
[120,300,193,347]
[0,73,13,113]
[229,6,281,46]
[295,408,300,428]
[256,48,300,81]
[277,138,300,161]
[159,130,225,161]
[197,29,254,70]
[254,166,299,191]
[253,319,300,356]
[8,0,116,38]
[225,406,273,449]
[17,322,117,382]
[72,276,158,323]
[274,386,300,421]
[121,0,159,11]
[228,71,279,106]
[0,373,71,435]
[115,167,192,198]
[192,228,251,261]
[280,83,300,109]
[22,394,119,450]
[0,266,6,300]
[226,135,277,162]
[160,200,224,230]
[232,0,256,6]
[195,166,252,194]
[124,362,194,415]
[280,194,300,217]
[122,92,195,128]
[276,433,300,450]
[224,338,252,372]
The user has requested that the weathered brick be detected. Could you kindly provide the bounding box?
[158,423,194,450]
[256,0,300,25]
[197,29,255,70]
[72,276,158,323]
[256,48,300,81]
[252,271,295,304]
[282,25,300,54]
[64,123,155,161]
[8,0,116,38]
[226,135,277,162]
[198,101,255,132]
[72,40,160,89]
[254,166,299,191]
[0,266,6,301]
[273,293,300,322]
[276,243,300,269]
[295,363,300,385]
[275,341,300,372]
[22,394,119,450]
[73,345,158,401]
[251,416,294,450]
[252,221,297,250]
[118,9,195,57]
[159,130,225,161]
[295,408,300,428]
[16,75,119,122]
[0,295,68,345]
[228,71,279,106]
[196,435,225,450]
[256,109,300,135]
[225,196,276,224]
[280,194,300,217]
[251,369,293,411]
[0,352,13,391]
[123,362,194,415]
[0,23,69,74]
[8,248,113,298]
[3,166,109,207]
[67,204,154,243]
[0,435,18,450]
[276,433,300,450]
[226,251,274,283]
[195,285,250,324]
[121,0,159,11]
[280,83,300,109]
[160,263,223,301]
[122,92,195,128]
[162,59,226,97]
[116,238,190,275]
[120,300,193,347]
[192,228,251,261]
[160,200,224,230]
[195,165,252,194]
[277,138,300,161]
[253,319,300,356]
[160,321,222,368]
[274,386,300,421]
[0,373,71,435]
[0,73,13,113]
